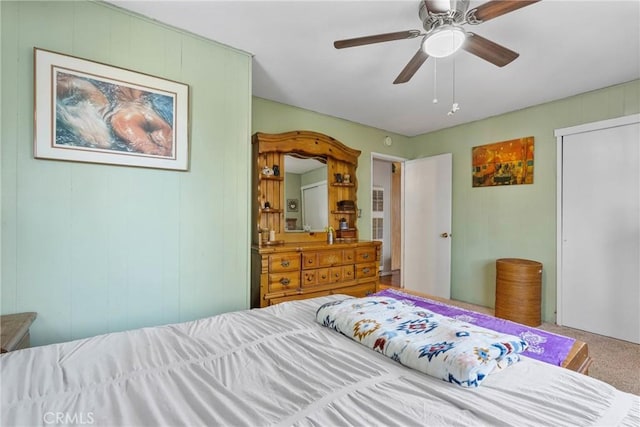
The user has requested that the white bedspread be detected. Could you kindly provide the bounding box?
[1,295,638,427]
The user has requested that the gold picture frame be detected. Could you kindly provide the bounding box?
[34,48,189,171]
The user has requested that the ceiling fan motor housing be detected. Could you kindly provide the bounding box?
[419,0,470,33]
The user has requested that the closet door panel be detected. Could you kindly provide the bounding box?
[561,122,639,343]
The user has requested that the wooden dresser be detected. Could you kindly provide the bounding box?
[251,131,381,308]
[252,240,381,307]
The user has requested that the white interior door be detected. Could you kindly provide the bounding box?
[558,117,639,343]
[402,153,452,299]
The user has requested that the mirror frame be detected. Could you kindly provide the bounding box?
[252,130,361,244]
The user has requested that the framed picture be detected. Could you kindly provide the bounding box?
[287,199,299,212]
[472,137,534,187]
[34,48,189,171]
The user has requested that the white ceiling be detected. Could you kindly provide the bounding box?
[285,155,326,174]
[108,0,640,137]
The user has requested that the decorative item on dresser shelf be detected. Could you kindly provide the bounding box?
[337,217,356,239]
[251,130,378,307]
[337,229,357,240]
[1,312,37,353]
[337,200,356,212]
[339,218,348,230]
[326,226,335,244]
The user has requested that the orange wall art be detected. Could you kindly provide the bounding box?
[472,137,534,187]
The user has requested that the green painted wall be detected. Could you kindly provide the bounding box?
[1,1,252,345]
[252,97,411,240]
[284,172,302,229]
[409,80,640,322]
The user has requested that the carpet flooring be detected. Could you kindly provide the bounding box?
[537,322,640,396]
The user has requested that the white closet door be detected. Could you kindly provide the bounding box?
[561,121,639,343]
[301,182,328,231]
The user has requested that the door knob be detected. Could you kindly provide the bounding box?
[440,232,451,238]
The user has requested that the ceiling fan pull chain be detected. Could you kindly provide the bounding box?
[432,58,438,104]
[452,56,455,106]
[448,56,460,116]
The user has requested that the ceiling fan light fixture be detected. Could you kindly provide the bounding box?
[423,25,466,58]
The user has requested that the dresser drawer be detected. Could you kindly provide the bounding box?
[269,254,300,273]
[329,267,343,283]
[268,271,300,292]
[317,250,344,267]
[342,265,355,281]
[355,248,376,263]
[355,262,377,279]
[343,249,355,264]
[269,282,377,306]
[315,268,332,285]
[302,253,318,269]
[302,269,318,286]
[303,266,345,287]
[330,282,377,298]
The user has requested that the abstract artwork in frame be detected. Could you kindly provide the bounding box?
[472,137,534,187]
[34,48,189,171]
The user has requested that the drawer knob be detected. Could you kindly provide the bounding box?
[362,253,369,259]
[321,274,327,279]
[281,260,290,268]
[280,278,290,286]
[362,268,370,274]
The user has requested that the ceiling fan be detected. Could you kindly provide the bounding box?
[334,0,541,84]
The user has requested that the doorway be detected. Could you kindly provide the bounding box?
[371,152,453,295]
[372,154,405,286]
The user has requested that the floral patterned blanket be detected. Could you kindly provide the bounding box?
[375,288,576,367]
[316,296,528,387]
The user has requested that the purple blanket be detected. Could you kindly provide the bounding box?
[374,288,575,367]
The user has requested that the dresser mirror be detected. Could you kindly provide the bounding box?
[252,130,361,245]
[284,155,327,232]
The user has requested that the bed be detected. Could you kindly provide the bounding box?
[1,294,638,426]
